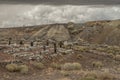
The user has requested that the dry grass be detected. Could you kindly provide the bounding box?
[81,70,116,80]
[81,77,96,80]
[108,53,115,58]
[56,78,72,80]
[32,62,44,69]
[96,47,106,52]
[98,72,116,80]
[79,71,116,80]
[5,64,19,72]
[74,46,89,52]
[19,65,29,74]
[77,54,83,59]
[92,61,103,68]
[60,71,70,76]
[51,63,61,70]
[115,55,120,61]
[5,64,29,74]
[61,62,82,71]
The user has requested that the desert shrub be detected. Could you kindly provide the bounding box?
[92,61,103,68]
[96,47,105,52]
[6,64,29,74]
[108,53,115,58]
[33,62,44,69]
[98,72,116,80]
[61,51,69,55]
[51,63,61,70]
[115,55,120,61]
[84,71,97,79]
[77,54,83,59]
[74,46,89,52]
[72,63,82,69]
[61,62,82,71]
[117,68,120,71]
[106,50,115,54]
[60,71,70,76]
[81,77,96,80]
[19,65,29,74]
[81,70,116,80]
[5,63,19,72]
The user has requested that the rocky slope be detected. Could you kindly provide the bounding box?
[78,20,120,45]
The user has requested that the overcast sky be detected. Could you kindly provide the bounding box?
[0,0,120,27]
[0,0,120,5]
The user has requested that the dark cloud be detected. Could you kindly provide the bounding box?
[0,0,120,5]
[1,5,120,28]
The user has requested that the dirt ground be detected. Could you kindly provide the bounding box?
[0,46,120,80]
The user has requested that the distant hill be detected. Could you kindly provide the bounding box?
[0,19,120,46]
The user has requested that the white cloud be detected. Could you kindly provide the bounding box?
[1,5,120,27]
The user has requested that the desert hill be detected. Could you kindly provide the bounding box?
[0,19,120,46]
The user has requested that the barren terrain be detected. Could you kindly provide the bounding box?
[0,20,120,80]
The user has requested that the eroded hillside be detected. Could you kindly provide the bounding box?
[0,20,120,46]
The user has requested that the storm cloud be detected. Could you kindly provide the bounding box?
[0,0,120,5]
[0,0,120,28]
[0,5,120,28]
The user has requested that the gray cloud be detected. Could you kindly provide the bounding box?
[0,0,120,5]
[0,5,120,28]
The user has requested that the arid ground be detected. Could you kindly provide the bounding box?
[0,20,120,80]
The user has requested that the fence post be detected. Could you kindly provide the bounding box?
[53,42,57,53]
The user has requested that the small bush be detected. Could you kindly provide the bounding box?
[81,77,96,80]
[115,55,120,61]
[51,63,61,70]
[60,71,70,76]
[81,71,116,80]
[108,53,115,58]
[106,50,115,54]
[5,64,19,72]
[96,47,105,52]
[117,68,120,71]
[92,61,103,68]
[6,64,29,74]
[61,62,82,71]
[19,65,29,74]
[33,62,44,69]
[77,54,83,59]
[74,46,89,52]
[98,72,115,80]
[85,71,97,79]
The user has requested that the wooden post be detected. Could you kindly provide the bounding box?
[53,42,57,53]
[46,40,49,46]
[59,41,63,48]
[69,44,72,49]
[30,41,34,47]
[8,38,12,45]
[43,45,46,51]
[20,40,23,45]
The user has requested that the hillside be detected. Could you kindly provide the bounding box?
[0,19,120,46]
